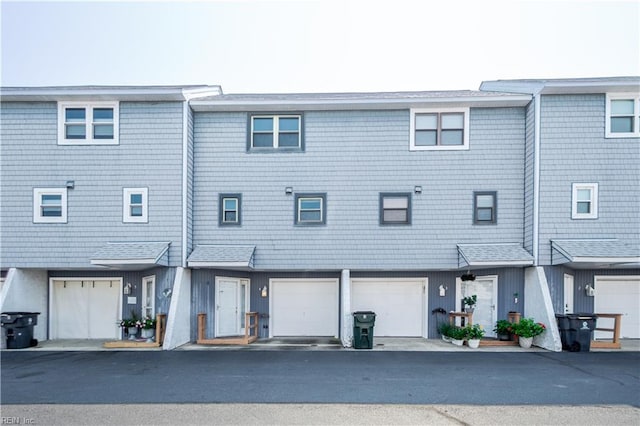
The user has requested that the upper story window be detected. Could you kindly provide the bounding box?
[249,114,303,151]
[58,102,119,145]
[123,188,148,223]
[572,183,598,219]
[380,193,411,225]
[474,191,497,225]
[606,94,640,138]
[219,194,242,226]
[410,108,470,150]
[33,188,67,223]
[295,193,326,225]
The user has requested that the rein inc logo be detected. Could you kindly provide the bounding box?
[1,418,34,425]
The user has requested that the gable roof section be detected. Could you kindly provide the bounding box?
[91,242,171,269]
[551,239,640,269]
[187,245,256,270]
[457,243,534,269]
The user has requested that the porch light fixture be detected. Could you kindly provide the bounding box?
[461,272,476,281]
[285,187,293,195]
[414,186,422,194]
[438,285,446,297]
[585,284,595,297]
[260,285,268,298]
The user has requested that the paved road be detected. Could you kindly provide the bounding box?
[2,350,639,406]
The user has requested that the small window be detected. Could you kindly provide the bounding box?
[219,194,242,226]
[123,188,148,223]
[58,102,119,145]
[380,193,411,225]
[474,191,497,224]
[250,114,302,150]
[295,194,326,225]
[33,188,67,223]
[410,108,469,150]
[606,94,640,137]
[142,275,155,319]
[572,183,598,219]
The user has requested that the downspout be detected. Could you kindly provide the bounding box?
[181,100,189,267]
[532,92,541,266]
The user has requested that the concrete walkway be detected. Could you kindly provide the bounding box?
[6,337,639,352]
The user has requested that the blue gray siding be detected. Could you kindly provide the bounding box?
[523,100,536,254]
[0,101,185,268]
[537,95,640,265]
[192,107,528,270]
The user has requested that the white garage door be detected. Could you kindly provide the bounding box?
[270,279,339,337]
[351,279,425,337]
[51,279,121,339]
[594,276,640,339]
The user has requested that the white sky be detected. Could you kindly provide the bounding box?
[1,0,639,93]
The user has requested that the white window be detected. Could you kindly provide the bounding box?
[572,183,598,219]
[33,188,67,223]
[410,108,470,150]
[58,102,119,145]
[295,194,326,225]
[141,275,155,318]
[250,115,302,149]
[123,188,148,223]
[606,94,640,138]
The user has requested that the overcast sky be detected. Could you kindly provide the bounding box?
[1,0,638,93]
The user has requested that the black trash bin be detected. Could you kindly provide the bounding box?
[1,312,40,349]
[566,313,597,352]
[353,311,376,349]
[556,313,571,350]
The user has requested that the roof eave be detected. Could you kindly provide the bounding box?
[0,86,222,102]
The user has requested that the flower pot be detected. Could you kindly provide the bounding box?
[497,332,511,341]
[451,339,464,346]
[468,339,480,349]
[519,336,533,348]
[464,308,474,313]
[441,335,451,343]
[141,328,154,341]
[127,326,138,340]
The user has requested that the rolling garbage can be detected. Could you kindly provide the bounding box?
[353,311,376,349]
[555,314,571,351]
[566,313,597,352]
[1,312,40,349]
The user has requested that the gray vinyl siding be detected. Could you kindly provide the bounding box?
[192,108,527,270]
[523,100,536,254]
[0,101,185,268]
[537,95,640,265]
[186,106,195,259]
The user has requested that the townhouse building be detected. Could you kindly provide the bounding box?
[1,77,638,350]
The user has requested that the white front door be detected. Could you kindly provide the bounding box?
[50,279,121,339]
[457,275,498,338]
[594,276,640,339]
[215,277,250,337]
[563,274,574,314]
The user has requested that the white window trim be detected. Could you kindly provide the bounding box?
[141,275,156,318]
[251,115,301,149]
[58,101,119,145]
[409,107,470,151]
[33,188,68,223]
[296,195,325,224]
[123,187,148,223]
[572,183,598,219]
[605,93,640,138]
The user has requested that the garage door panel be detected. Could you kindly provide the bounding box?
[271,279,339,337]
[595,277,640,339]
[352,280,424,337]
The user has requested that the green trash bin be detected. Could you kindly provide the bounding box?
[353,311,376,349]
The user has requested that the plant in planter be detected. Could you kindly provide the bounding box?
[438,323,455,342]
[450,326,466,346]
[494,319,513,341]
[119,311,139,340]
[462,295,477,313]
[512,317,546,348]
[464,324,485,349]
[136,315,157,341]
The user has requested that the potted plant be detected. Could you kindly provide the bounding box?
[464,324,485,349]
[438,323,455,342]
[512,317,546,348]
[494,319,513,341]
[137,315,157,341]
[462,295,477,313]
[120,311,139,340]
[450,326,466,346]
